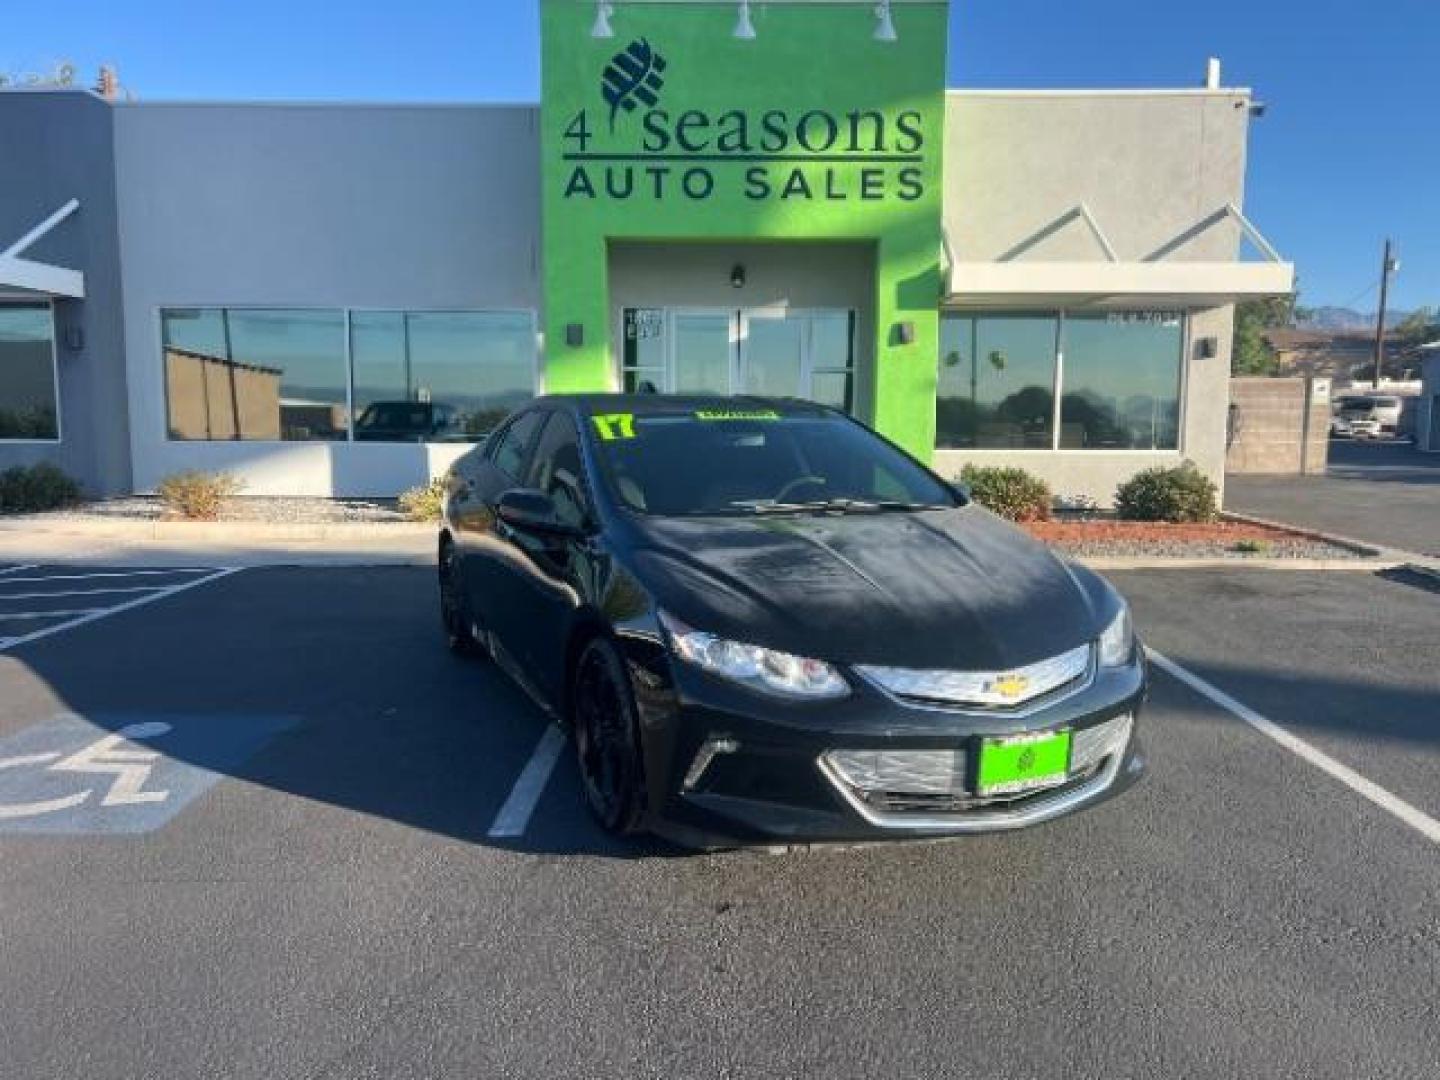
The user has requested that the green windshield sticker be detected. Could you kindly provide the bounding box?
[694,409,781,422]
[591,413,637,440]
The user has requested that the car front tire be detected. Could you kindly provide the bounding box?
[571,637,646,836]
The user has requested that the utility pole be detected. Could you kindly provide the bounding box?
[1372,238,1398,389]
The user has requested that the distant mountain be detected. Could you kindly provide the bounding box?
[1298,306,1413,332]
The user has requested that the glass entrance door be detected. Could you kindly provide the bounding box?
[620,307,854,410]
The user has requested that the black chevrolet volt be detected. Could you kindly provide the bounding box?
[438,395,1145,844]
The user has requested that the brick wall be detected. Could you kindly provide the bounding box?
[1226,377,1330,475]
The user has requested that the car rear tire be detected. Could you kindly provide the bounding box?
[439,539,482,658]
[571,637,646,836]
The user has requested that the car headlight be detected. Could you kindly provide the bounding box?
[1098,605,1135,667]
[658,612,849,700]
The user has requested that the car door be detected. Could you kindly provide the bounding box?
[455,408,547,650]
[503,410,601,705]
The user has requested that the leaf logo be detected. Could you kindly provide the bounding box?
[601,38,667,131]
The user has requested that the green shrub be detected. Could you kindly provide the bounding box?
[1232,538,1272,555]
[1115,462,1219,523]
[0,462,83,514]
[398,477,447,522]
[157,470,241,521]
[958,464,1053,522]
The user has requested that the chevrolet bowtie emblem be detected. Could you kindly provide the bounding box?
[991,674,1030,700]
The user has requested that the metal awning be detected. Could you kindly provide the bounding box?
[944,203,1294,309]
[0,200,85,299]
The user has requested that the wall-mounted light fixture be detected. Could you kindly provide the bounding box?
[566,323,585,347]
[591,1,615,39]
[874,1,898,42]
[1198,335,1219,359]
[730,264,747,288]
[894,320,916,345]
[64,326,84,352]
[733,1,757,40]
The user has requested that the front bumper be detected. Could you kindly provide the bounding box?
[623,638,1147,846]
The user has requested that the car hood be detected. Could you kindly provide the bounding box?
[625,506,1109,671]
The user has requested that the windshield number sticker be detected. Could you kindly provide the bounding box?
[592,413,637,440]
[694,409,781,422]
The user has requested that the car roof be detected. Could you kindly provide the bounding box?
[532,393,837,419]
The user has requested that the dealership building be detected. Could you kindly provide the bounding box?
[0,0,1293,503]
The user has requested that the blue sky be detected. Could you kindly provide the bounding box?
[5,0,1435,312]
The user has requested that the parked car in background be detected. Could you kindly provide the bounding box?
[1332,395,1402,438]
[354,401,465,442]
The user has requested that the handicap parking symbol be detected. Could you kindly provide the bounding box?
[0,713,298,835]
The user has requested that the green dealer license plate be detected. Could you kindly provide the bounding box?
[976,729,1072,797]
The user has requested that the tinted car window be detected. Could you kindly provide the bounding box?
[489,410,546,480]
[526,413,591,529]
[589,411,956,516]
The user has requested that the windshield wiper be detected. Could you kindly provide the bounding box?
[730,498,947,515]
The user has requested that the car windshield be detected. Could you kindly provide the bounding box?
[587,408,959,516]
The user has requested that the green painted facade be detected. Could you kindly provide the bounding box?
[540,0,949,459]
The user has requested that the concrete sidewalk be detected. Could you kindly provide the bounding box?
[0,516,436,567]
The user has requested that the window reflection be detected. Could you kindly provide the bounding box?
[351,311,535,442]
[937,311,1185,451]
[0,304,59,440]
[937,314,1057,448]
[1060,313,1182,450]
[162,307,536,442]
[163,308,346,441]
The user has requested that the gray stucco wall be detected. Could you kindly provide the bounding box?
[112,102,542,496]
[944,90,1250,263]
[935,90,1251,505]
[0,91,131,496]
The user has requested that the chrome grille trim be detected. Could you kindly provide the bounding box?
[823,748,969,797]
[856,644,1093,713]
[817,713,1134,832]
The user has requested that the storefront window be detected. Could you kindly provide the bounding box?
[937,311,1185,451]
[162,307,536,442]
[0,304,59,440]
[351,311,535,441]
[937,314,1057,448]
[162,308,346,441]
[1060,312,1182,450]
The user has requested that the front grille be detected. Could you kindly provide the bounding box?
[856,644,1093,711]
[820,713,1133,818]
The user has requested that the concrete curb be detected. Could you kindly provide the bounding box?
[1219,511,1386,557]
[0,517,438,543]
[1078,555,1400,572]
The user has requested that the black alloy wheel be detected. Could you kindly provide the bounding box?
[439,539,481,657]
[572,637,646,835]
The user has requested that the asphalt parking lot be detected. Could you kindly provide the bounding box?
[1228,439,1440,556]
[1,562,1437,1078]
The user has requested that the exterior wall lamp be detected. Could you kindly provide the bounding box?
[591,1,615,39]
[730,264,747,289]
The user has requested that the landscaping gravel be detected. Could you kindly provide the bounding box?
[34,496,410,525]
[1024,517,1370,560]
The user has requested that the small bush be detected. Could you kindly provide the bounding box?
[1115,462,1219,523]
[1232,538,1272,555]
[157,470,241,521]
[958,464,1053,522]
[398,477,447,522]
[0,462,83,514]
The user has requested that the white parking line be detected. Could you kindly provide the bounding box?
[0,564,38,578]
[0,610,105,620]
[0,586,168,601]
[487,725,568,838]
[0,569,214,586]
[1148,649,1440,846]
[0,568,241,653]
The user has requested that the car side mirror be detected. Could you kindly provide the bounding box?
[951,481,973,504]
[496,488,584,539]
